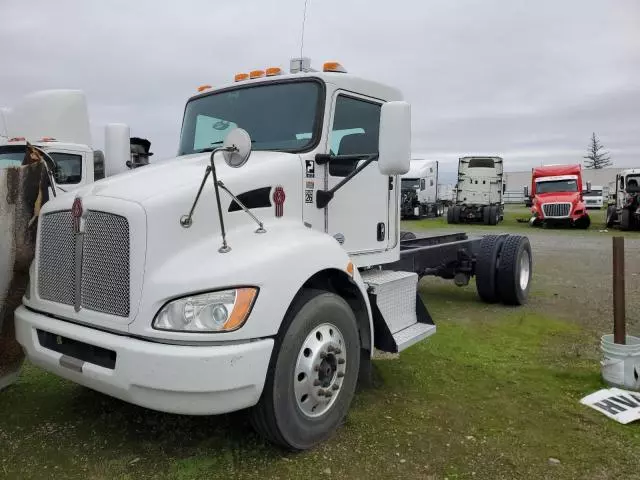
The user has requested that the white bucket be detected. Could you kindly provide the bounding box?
[600,334,640,390]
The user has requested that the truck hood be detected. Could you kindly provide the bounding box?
[534,192,580,203]
[74,151,296,204]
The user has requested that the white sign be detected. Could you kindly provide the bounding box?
[581,388,640,424]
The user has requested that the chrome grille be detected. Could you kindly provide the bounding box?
[38,211,76,306]
[81,211,130,317]
[542,202,571,218]
[38,209,130,317]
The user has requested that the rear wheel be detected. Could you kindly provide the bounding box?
[453,206,461,223]
[606,206,617,228]
[250,290,360,450]
[475,234,507,303]
[483,207,491,225]
[447,206,454,223]
[496,235,533,305]
[489,206,500,225]
[620,209,631,231]
[400,231,416,241]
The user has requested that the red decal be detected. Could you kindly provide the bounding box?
[71,197,83,233]
[273,186,285,217]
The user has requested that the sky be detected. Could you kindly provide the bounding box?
[1,0,639,182]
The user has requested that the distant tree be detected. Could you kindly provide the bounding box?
[584,132,612,169]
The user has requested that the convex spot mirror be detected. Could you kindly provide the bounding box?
[223,128,252,168]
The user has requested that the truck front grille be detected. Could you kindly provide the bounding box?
[542,202,571,218]
[38,210,130,317]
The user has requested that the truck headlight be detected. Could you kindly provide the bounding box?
[153,288,258,332]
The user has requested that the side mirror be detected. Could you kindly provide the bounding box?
[104,123,131,177]
[586,181,592,193]
[523,186,529,198]
[378,101,411,175]
[502,183,506,193]
[223,128,252,168]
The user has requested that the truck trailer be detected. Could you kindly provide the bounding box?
[15,59,533,450]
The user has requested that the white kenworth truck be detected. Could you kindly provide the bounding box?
[15,59,533,450]
[447,156,505,225]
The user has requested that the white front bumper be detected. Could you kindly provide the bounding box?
[15,306,274,415]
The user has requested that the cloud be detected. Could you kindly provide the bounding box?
[1,0,638,173]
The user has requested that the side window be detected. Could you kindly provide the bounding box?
[48,152,83,184]
[329,95,381,177]
[420,179,426,190]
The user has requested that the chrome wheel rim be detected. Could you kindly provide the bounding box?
[294,323,346,418]
[519,250,531,291]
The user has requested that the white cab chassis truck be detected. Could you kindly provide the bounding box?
[448,156,505,225]
[0,90,149,195]
[15,60,533,450]
[400,159,444,219]
[606,169,640,231]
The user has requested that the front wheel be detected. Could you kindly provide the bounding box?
[606,206,617,228]
[250,290,361,450]
[620,209,631,231]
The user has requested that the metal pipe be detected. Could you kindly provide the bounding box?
[613,236,626,344]
[217,181,266,233]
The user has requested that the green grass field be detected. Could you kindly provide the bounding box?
[2,281,639,479]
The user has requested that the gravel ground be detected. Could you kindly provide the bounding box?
[409,224,640,335]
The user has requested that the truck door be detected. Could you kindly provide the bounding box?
[326,93,389,255]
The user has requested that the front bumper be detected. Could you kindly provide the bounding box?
[15,306,274,415]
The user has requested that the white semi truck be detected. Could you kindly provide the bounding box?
[448,156,505,225]
[400,159,444,219]
[606,168,640,230]
[15,59,533,450]
[0,90,151,193]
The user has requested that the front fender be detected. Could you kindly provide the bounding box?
[129,221,372,343]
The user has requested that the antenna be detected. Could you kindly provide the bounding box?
[299,0,310,60]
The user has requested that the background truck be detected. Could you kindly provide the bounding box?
[583,184,604,209]
[0,90,152,194]
[525,164,591,228]
[606,168,640,230]
[447,156,504,225]
[400,159,444,219]
[14,58,533,451]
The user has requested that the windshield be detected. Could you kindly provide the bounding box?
[0,145,26,169]
[401,178,420,190]
[536,179,578,194]
[584,190,602,197]
[48,152,82,184]
[179,80,322,156]
[468,158,495,168]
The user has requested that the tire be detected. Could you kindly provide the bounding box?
[496,235,533,305]
[483,207,491,225]
[400,231,416,241]
[453,206,461,224]
[488,206,499,226]
[606,206,617,228]
[575,214,590,229]
[250,289,361,451]
[620,209,631,231]
[475,234,507,303]
[447,206,454,223]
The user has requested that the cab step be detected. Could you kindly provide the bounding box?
[361,269,435,353]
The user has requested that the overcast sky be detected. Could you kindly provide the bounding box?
[1,0,638,180]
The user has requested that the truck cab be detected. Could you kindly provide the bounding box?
[583,184,604,209]
[527,164,590,228]
[400,159,442,218]
[0,90,149,194]
[606,168,640,230]
[447,156,504,225]
[14,58,533,450]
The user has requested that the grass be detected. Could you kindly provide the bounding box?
[405,205,640,237]
[2,282,640,479]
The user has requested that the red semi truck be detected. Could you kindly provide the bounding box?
[525,164,591,228]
